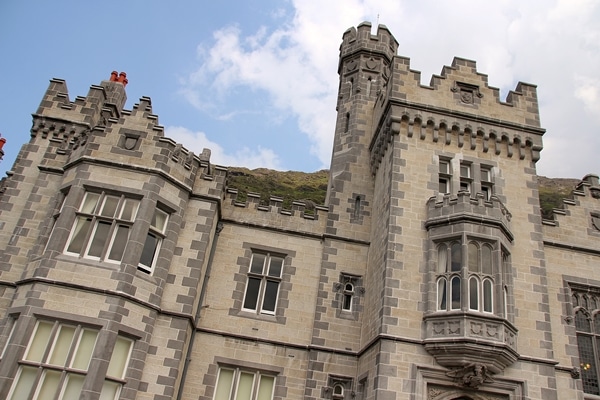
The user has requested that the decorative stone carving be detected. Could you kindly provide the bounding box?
[451,81,483,104]
[365,57,378,70]
[424,313,519,373]
[347,59,358,72]
[446,363,495,388]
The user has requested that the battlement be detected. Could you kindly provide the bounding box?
[543,174,600,226]
[221,188,328,235]
[425,192,513,242]
[374,55,542,130]
[22,75,227,200]
[542,174,600,252]
[339,22,398,66]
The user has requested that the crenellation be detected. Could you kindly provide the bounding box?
[1,23,598,400]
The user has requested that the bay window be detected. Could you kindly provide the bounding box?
[436,240,498,313]
[65,192,139,263]
[7,321,133,400]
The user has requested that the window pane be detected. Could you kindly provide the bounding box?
[100,380,121,400]
[87,221,111,258]
[243,278,261,310]
[151,208,168,232]
[460,164,470,178]
[577,334,599,394]
[37,369,61,399]
[343,293,352,311]
[140,233,159,268]
[237,372,255,400]
[450,243,462,272]
[468,243,479,272]
[451,277,461,310]
[576,310,592,332]
[437,278,447,311]
[119,198,139,221]
[100,195,119,218]
[257,375,275,400]
[437,245,447,273]
[80,192,100,214]
[483,279,493,312]
[481,167,491,182]
[262,280,279,313]
[8,366,37,400]
[61,373,85,399]
[107,336,133,379]
[71,329,98,370]
[214,369,234,400]
[66,217,92,254]
[439,160,449,174]
[107,225,130,262]
[439,179,448,194]
[49,325,76,366]
[482,245,493,275]
[250,254,266,274]
[469,277,478,310]
[268,257,283,277]
[26,321,53,362]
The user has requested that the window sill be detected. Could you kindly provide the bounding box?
[232,309,286,325]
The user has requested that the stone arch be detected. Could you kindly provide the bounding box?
[436,391,490,400]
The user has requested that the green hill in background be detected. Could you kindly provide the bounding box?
[227,167,580,219]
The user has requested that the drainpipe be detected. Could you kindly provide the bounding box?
[176,220,223,400]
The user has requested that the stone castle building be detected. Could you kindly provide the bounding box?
[0,22,599,400]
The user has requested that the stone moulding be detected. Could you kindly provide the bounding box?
[423,311,519,374]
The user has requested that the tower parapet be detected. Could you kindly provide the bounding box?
[339,22,398,67]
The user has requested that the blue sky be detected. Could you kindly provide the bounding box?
[1,1,599,179]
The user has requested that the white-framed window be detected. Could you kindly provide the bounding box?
[138,207,168,273]
[100,335,134,400]
[460,162,472,192]
[436,240,498,313]
[438,159,452,194]
[242,253,284,315]
[213,367,275,400]
[326,377,353,400]
[7,321,133,400]
[65,192,139,263]
[332,383,345,399]
[342,283,354,311]
[481,166,493,200]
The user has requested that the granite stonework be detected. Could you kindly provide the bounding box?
[0,22,598,399]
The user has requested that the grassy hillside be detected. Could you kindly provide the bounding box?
[226,168,580,219]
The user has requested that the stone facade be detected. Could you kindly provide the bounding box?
[0,22,598,400]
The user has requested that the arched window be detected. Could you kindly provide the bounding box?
[332,383,344,399]
[342,283,354,311]
[575,308,600,394]
[436,239,503,314]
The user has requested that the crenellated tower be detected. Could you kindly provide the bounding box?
[322,21,556,400]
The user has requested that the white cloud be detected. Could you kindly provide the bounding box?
[165,126,282,170]
[179,0,600,178]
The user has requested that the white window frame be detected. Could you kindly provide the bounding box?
[342,283,354,311]
[438,159,452,194]
[213,367,276,400]
[64,192,139,264]
[7,320,133,400]
[138,207,169,274]
[459,162,472,193]
[242,253,284,315]
[480,166,494,200]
